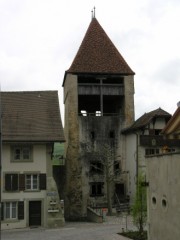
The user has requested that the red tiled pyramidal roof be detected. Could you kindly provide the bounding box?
[66,17,135,75]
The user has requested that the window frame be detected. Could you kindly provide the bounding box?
[11,145,32,162]
[4,201,18,220]
[4,173,19,192]
[90,182,104,197]
[25,173,39,191]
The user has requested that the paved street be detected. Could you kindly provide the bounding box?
[1,215,135,240]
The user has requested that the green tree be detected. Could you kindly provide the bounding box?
[132,172,147,234]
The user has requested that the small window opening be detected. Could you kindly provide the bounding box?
[155,129,162,135]
[95,111,101,116]
[90,161,103,174]
[81,110,87,116]
[90,183,103,196]
[90,131,95,140]
[109,131,115,138]
[162,199,167,208]
[152,197,156,205]
[114,161,121,174]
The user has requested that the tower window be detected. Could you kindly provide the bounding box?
[114,161,121,174]
[90,131,95,140]
[109,130,115,138]
[81,110,87,116]
[95,111,101,116]
[90,182,104,196]
[90,161,103,174]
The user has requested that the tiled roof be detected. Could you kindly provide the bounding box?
[161,106,180,135]
[1,91,65,142]
[66,17,134,76]
[122,108,171,133]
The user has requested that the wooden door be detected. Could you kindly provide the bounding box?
[29,201,41,227]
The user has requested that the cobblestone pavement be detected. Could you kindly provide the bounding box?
[1,215,136,240]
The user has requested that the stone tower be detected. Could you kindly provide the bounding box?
[63,16,135,220]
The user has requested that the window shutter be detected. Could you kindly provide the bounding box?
[39,174,46,190]
[18,201,24,220]
[5,174,11,191]
[12,174,18,191]
[5,174,18,191]
[19,174,25,191]
[1,202,4,220]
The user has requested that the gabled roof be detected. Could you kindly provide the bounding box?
[161,105,180,136]
[1,91,65,142]
[122,108,171,133]
[63,17,134,84]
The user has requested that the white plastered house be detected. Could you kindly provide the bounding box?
[122,108,180,203]
[1,91,65,229]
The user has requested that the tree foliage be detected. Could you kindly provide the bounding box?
[132,172,147,234]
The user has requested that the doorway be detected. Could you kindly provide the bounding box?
[115,183,125,199]
[29,201,41,227]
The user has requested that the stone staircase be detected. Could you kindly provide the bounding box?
[115,193,130,214]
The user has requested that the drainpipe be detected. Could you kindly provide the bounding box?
[100,79,103,116]
[0,90,2,230]
[134,132,139,185]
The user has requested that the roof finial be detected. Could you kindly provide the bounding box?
[91,6,96,19]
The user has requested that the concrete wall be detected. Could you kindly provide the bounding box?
[146,152,180,240]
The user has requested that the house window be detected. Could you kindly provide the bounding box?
[25,174,39,190]
[4,202,17,220]
[155,129,162,135]
[5,174,19,191]
[12,146,32,161]
[145,148,160,156]
[90,182,104,196]
[90,161,103,174]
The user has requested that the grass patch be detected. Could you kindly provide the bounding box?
[119,231,147,240]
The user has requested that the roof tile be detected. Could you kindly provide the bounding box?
[122,108,171,133]
[67,18,134,75]
[1,91,65,142]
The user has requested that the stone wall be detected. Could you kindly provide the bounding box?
[63,74,84,220]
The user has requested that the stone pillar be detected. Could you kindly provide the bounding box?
[64,74,83,220]
[124,75,135,127]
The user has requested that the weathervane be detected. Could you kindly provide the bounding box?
[91,6,96,19]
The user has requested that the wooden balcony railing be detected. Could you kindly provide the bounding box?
[140,135,180,147]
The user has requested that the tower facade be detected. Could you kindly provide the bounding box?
[63,17,135,220]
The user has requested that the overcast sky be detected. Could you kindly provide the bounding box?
[0,0,180,124]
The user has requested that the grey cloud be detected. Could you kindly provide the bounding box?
[153,58,180,84]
